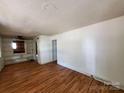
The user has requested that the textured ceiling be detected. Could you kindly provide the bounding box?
[0,0,124,37]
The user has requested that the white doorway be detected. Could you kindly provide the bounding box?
[52,40,57,61]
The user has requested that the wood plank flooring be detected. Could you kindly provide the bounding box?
[0,61,123,93]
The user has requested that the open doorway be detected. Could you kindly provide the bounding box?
[35,42,38,55]
[52,40,57,62]
[35,41,38,62]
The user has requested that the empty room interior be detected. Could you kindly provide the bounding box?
[0,0,124,93]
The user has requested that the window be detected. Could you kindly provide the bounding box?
[12,41,25,53]
[12,42,17,49]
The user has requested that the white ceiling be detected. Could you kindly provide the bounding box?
[0,0,124,37]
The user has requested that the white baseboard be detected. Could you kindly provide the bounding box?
[58,62,92,77]
[58,62,124,91]
[93,75,124,90]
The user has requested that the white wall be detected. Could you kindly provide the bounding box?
[2,37,36,65]
[51,16,124,89]
[37,36,52,64]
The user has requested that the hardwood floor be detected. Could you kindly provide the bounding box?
[0,61,123,93]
